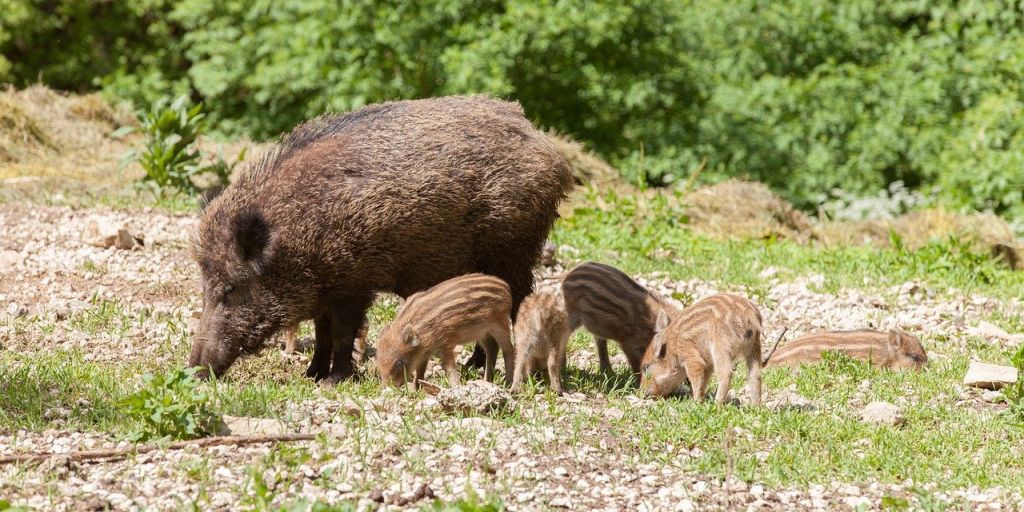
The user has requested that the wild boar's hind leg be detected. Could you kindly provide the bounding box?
[305,314,333,381]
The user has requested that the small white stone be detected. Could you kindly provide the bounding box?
[859,401,904,427]
[219,415,288,436]
[674,498,695,511]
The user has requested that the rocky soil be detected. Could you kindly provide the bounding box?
[1,202,1023,511]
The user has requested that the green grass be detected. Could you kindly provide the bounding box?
[3,341,1022,491]
[552,188,1024,299]
[3,187,1024,506]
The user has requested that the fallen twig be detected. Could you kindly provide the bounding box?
[761,326,788,365]
[0,433,315,466]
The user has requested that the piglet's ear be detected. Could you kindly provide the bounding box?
[887,328,902,348]
[233,210,273,275]
[654,309,670,333]
[649,335,667,360]
[402,325,419,346]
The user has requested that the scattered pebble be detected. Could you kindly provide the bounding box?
[436,380,513,414]
[859,401,905,427]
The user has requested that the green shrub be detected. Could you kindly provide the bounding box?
[126,96,235,195]
[120,367,221,441]
[6,1,1024,218]
[0,0,180,92]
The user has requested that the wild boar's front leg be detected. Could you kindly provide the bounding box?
[321,297,373,385]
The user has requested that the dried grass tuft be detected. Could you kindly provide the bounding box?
[816,207,1021,269]
[684,179,814,242]
[0,85,140,186]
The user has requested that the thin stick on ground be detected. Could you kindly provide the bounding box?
[0,433,316,466]
[761,326,788,365]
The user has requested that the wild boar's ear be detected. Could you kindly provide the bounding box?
[656,338,668,359]
[233,210,273,275]
[402,325,419,346]
[199,185,226,211]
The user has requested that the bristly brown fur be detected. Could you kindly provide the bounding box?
[765,329,928,370]
[640,293,763,405]
[561,262,681,377]
[375,274,514,388]
[189,96,573,381]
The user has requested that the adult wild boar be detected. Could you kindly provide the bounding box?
[190,96,573,384]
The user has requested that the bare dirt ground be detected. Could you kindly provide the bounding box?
[1,202,1023,511]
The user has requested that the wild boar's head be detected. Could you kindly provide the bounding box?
[189,199,295,379]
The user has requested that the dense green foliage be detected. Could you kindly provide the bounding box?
[3,1,1024,216]
[0,0,179,92]
[131,96,205,194]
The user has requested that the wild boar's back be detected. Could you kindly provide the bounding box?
[200,95,573,299]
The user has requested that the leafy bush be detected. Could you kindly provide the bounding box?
[120,367,221,441]
[126,96,236,195]
[5,1,1024,218]
[820,181,936,221]
[0,0,180,92]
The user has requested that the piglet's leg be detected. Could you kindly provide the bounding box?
[284,325,299,353]
[685,361,708,401]
[745,352,762,406]
[712,351,734,404]
[547,345,566,396]
[595,338,612,374]
[441,348,461,387]
[511,334,535,392]
[491,328,515,386]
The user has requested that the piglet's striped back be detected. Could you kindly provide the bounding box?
[765,329,927,370]
[397,273,512,332]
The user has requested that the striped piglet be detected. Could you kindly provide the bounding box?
[375,274,514,389]
[640,293,763,405]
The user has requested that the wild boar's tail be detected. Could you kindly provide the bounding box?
[545,138,576,198]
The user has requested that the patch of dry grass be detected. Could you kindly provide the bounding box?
[0,85,137,187]
[816,208,1021,269]
[683,179,814,242]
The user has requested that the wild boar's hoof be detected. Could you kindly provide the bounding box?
[318,368,356,387]
[305,361,331,381]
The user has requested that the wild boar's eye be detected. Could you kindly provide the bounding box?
[222,283,250,306]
